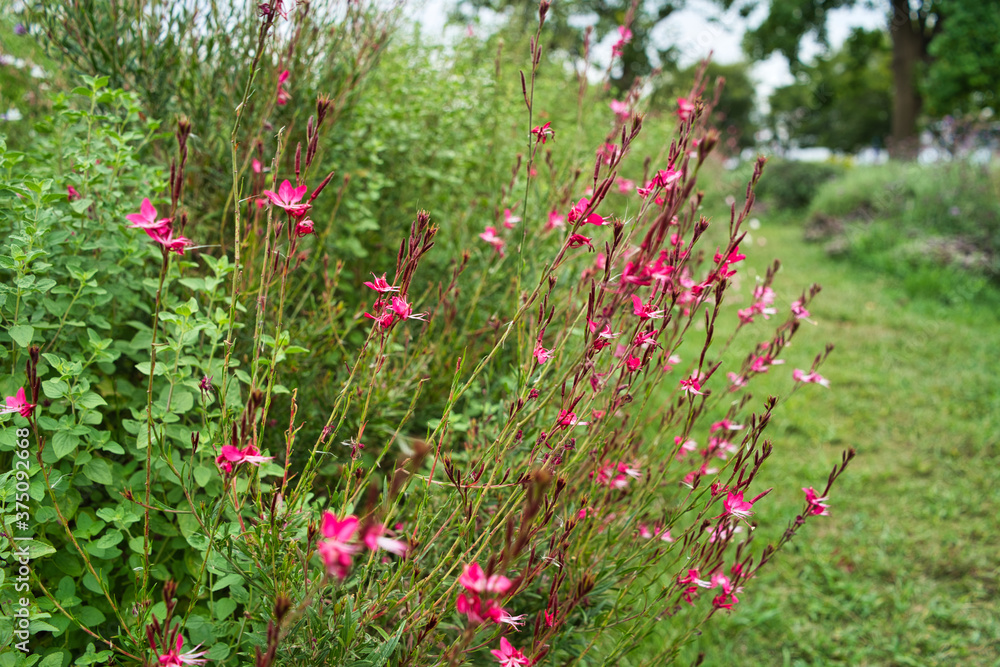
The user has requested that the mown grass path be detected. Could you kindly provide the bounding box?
[679,218,1000,666]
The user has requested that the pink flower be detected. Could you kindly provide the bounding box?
[263,179,311,217]
[676,97,695,122]
[459,562,512,595]
[616,177,635,193]
[363,273,399,294]
[146,226,194,255]
[67,185,81,201]
[317,512,360,580]
[710,419,743,433]
[534,341,554,364]
[157,634,207,666]
[654,168,681,188]
[126,198,172,232]
[252,159,264,174]
[276,69,291,105]
[727,372,747,389]
[491,637,530,667]
[791,299,811,320]
[2,388,35,419]
[390,296,427,322]
[611,25,632,57]
[479,226,506,256]
[567,197,605,226]
[215,443,274,473]
[679,373,705,395]
[363,306,395,330]
[531,122,554,144]
[567,233,594,250]
[721,488,770,521]
[793,369,830,387]
[625,355,642,372]
[362,523,409,556]
[663,353,681,371]
[803,487,831,516]
[503,208,521,229]
[294,218,314,237]
[556,410,588,428]
[546,210,565,230]
[631,295,665,320]
[609,99,630,122]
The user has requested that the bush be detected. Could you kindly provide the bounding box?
[0,4,850,666]
[755,159,845,210]
[807,161,1000,279]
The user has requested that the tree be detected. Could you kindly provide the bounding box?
[718,0,950,158]
[922,0,1000,117]
[767,28,892,152]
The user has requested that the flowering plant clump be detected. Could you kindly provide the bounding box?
[0,0,853,664]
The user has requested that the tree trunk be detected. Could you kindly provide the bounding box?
[888,0,923,159]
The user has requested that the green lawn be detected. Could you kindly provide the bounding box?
[672,215,1000,665]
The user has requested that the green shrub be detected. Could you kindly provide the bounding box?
[755,159,845,210]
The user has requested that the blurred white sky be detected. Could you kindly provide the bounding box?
[404,0,886,99]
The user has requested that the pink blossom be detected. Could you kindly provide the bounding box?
[263,179,311,217]
[674,436,697,461]
[363,306,395,329]
[215,443,274,473]
[803,487,831,516]
[126,198,171,232]
[679,373,705,395]
[362,522,409,556]
[727,372,747,389]
[503,208,521,229]
[793,369,830,387]
[390,296,427,322]
[710,419,743,433]
[459,562,512,595]
[531,122,554,144]
[721,488,771,521]
[654,168,681,188]
[479,226,506,256]
[534,340,554,364]
[567,233,594,250]
[294,218,314,237]
[596,142,619,165]
[567,197,605,226]
[546,210,565,230]
[609,99,630,122]
[616,177,635,193]
[157,634,207,666]
[276,69,291,105]
[791,299,811,320]
[611,25,632,57]
[317,512,359,580]
[1,388,35,419]
[67,185,81,201]
[490,637,529,667]
[556,410,588,428]
[145,226,194,255]
[252,159,264,174]
[363,273,399,294]
[625,355,642,372]
[663,353,681,371]
[676,97,695,122]
[631,295,665,320]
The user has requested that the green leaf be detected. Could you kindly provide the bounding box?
[213,598,237,620]
[9,324,34,348]
[194,466,212,487]
[51,432,80,459]
[77,392,107,409]
[82,459,113,485]
[19,539,57,558]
